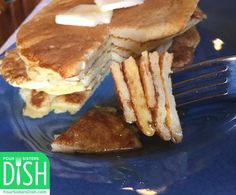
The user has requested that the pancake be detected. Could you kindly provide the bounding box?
[111,7,204,56]
[1,23,200,118]
[110,63,136,124]
[20,88,93,118]
[169,27,200,68]
[20,89,54,119]
[0,0,205,119]
[1,49,110,95]
[148,52,171,141]
[19,89,90,118]
[122,57,155,137]
[17,0,201,81]
[1,24,198,96]
[51,107,142,153]
[19,58,111,118]
[159,52,183,143]
[19,62,111,118]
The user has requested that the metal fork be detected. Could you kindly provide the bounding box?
[172,56,236,107]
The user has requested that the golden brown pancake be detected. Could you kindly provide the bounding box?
[169,27,200,68]
[1,24,200,95]
[20,89,53,118]
[159,52,183,143]
[1,49,110,95]
[20,88,91,118]
[51,107,142,153]
[1,49,31,85]
[1,24,201,119]
[17,0,201,80]
[148,52,171,141]
[111,0,200,41]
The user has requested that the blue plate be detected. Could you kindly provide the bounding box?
[1,0,236,194]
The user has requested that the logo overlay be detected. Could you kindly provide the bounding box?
[0,152,50,195]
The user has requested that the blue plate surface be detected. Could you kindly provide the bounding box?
[1,0,236,194]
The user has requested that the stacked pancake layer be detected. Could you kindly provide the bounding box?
[0,0,205,118]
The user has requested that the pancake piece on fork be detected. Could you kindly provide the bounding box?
[111,51,182,143]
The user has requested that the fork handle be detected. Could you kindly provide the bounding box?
[17,166,20,185]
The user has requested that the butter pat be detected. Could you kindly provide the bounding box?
[55,4,113,27]
[95,0,144,12]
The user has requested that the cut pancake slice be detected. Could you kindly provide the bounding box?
[110,63,136,123]
[138,51,171,140]
[111,51,182,143]
[138,51,157,110]
[149,52,171,141]
[160,53,183,143]
[122,57,155,136]
[1,49,85,95]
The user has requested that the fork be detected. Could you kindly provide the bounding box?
[16,158,21,185]
[172,55,236,107]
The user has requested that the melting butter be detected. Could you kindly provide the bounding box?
[56,4,113,27]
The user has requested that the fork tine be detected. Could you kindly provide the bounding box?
[172,56,236,107]
[172,61,228,83]
[175,82,228,107]
[173,70,228,95]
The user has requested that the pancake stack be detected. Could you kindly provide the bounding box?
[0,0,205,118]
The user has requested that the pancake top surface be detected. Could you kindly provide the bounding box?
[52,107,142,153]
[17,0,199,78]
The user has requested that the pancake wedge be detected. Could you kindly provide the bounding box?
[51,107,142,153]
